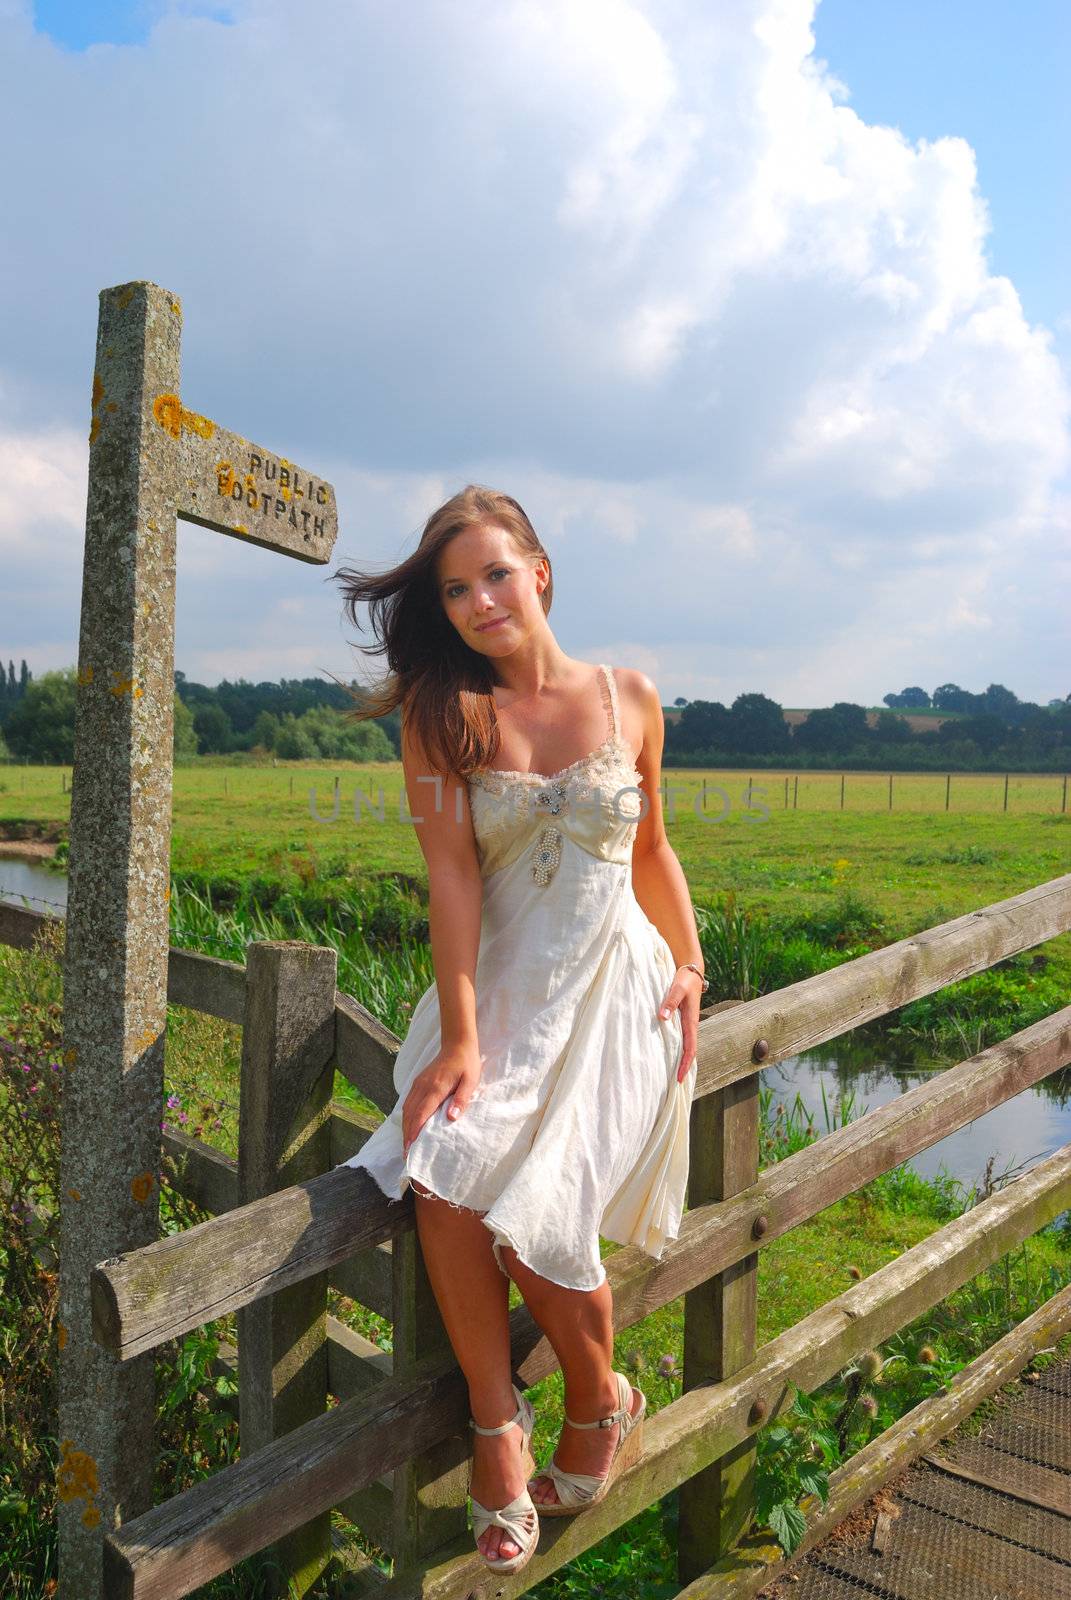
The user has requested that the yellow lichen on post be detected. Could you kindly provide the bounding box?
[67,1188,81,1201]
[153,393,183,438]
[153,392,216,441]
[57,1440,100,1507]
[77,665,94,686]
[56,1321,68,1350]
[183,407,214,439]
[130,1172,155,1204]
[115,286,135,309]
[88,371,106,443]
[216,460,236,497]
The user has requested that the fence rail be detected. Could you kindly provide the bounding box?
[3,872,1071,1599]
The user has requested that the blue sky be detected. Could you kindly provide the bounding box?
[3,1,1068,707]
[814,0,1070,342]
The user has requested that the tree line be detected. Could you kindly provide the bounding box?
[0,662,1068,771]
[668,688,1071,771]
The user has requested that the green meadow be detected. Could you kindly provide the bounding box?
[2,760,1070,1595]
[3,759,1070,924]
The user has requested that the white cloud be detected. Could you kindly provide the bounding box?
[0,0,1067,702]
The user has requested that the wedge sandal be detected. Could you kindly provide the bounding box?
[468,1383,540,1574]
[528,1370,646,1516]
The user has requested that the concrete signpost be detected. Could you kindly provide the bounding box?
[57,281,338,1598]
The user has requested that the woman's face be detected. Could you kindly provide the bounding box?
[437,522,547,654]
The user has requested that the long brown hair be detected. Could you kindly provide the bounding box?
[330,485,553,777]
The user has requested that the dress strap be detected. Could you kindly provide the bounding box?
[598,663,619,740]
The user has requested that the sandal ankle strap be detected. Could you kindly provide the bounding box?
[564,1371,634,1431]
[564,1405,629,1430]
[471,1408,521,1436]
[470,1384,530,1436]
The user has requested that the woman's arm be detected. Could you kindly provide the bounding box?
[623,671,704,1081]
[397,716,485,1148]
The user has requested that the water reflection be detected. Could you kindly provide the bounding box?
[0,857,68,913]
[762,1044,1071,1194]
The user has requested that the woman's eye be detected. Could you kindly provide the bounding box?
[448,568,509,598]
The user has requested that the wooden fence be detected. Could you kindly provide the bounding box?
[3,870,1071,1599]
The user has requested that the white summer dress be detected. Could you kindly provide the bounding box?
[337,664,696,1291]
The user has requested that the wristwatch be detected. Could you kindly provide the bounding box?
[677,961,710,992]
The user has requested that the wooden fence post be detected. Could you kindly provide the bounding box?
[678,1001,758,1583]
[237,939,338,1597]
[389,1228,471,1567]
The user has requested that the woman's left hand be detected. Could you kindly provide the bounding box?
[658,967,703,1083]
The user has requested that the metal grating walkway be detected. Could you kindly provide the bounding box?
[762,1359,1071,1600]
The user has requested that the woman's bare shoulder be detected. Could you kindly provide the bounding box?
[612,666,663,721]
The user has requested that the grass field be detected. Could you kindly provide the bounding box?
[3,761,1070,929]
[3,758,1070,1595]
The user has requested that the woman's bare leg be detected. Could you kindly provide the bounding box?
[498,1245,642,1507]
[409,1182,530,1562]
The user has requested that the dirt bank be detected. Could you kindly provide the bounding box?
[0,839,60,861]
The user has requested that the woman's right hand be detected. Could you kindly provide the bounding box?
[401,1041,483,1155]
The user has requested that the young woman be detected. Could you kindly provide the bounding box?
[332,485,705,1576]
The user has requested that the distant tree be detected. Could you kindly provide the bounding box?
[729,693,790,753]
[883,686,930,709]
[274,706,393,762]
[982,683,1019,720]
[193,703,234,755]
[792,702,868,754]
[941,712,1005,755]
[671,698,732,752]
[173,693,199,757]
[274,716,318,760]
[874,710,912,743]
[4,667,77,762]
[251,710,281,751]
[673,696,688,708]
[932,683,989,714]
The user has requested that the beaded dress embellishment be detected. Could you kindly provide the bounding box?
[532,826,563,884]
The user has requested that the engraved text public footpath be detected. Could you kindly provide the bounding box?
[216,452,330,539]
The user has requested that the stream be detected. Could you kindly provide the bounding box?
[3,859,1068,1199]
